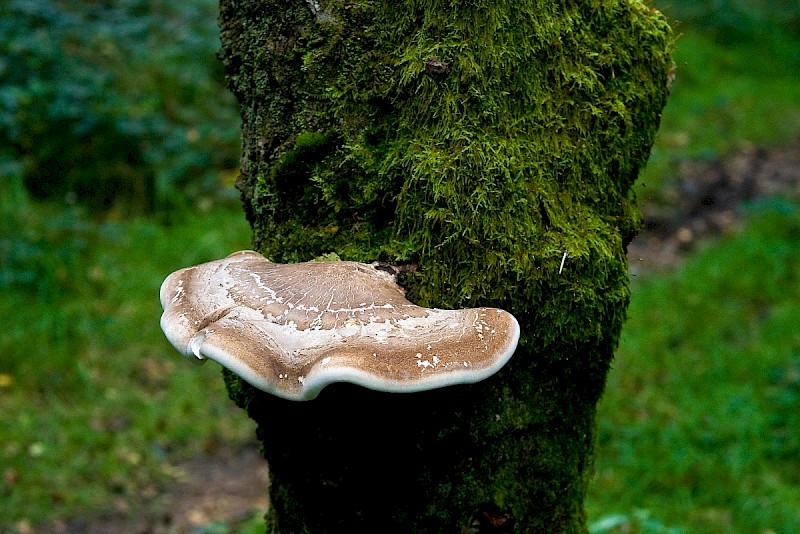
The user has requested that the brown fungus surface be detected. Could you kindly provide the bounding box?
[160,251,519,400]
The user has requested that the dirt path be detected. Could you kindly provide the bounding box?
[52,444,269,534]
[628,141,800,273]
[52,141,800,534]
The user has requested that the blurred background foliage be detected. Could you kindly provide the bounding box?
[0,0,240,214]
[665,0,800,39]
[642,0,800,193]
[0,0,799,532]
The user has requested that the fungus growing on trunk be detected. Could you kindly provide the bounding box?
[160,251,519,400]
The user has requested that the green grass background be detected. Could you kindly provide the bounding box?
[588,200,800,533]
[1,1,799,532]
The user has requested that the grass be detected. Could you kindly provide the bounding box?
[639,8,800,195]
[0,179,256,528]
[585,9,800,528]
[587,201,800,533]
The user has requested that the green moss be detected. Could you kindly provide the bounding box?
[219,0,672,531]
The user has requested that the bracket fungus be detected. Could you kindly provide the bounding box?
[160,251,519,400]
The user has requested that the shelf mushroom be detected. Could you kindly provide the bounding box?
[160,251,520,400]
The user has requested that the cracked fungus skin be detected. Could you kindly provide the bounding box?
[160,251,520,400]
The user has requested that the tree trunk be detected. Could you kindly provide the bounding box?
[218,1,672,531]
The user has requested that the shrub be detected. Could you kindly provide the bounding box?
[0,0,240,214]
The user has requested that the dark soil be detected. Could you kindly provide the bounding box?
[46,141,800,534]
[54,444,269,534]
[628,141,800,273]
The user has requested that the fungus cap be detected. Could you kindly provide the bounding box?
[160,251,519,400]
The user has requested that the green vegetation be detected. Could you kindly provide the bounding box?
[585,4,800,530]
[0,0,240,212]
[587,200,800,532]
[0,176,254,527]
[1,0,799,531]
[641,1,800,192]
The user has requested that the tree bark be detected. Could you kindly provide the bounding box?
[218,1,672,531]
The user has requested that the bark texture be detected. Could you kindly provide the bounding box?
[218,1,672,531]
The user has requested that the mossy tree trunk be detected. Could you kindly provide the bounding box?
[218,1,672,532]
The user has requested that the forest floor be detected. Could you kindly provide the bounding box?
[56,443,269,533]
[628,141,800,273]
[57,140,800,534]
